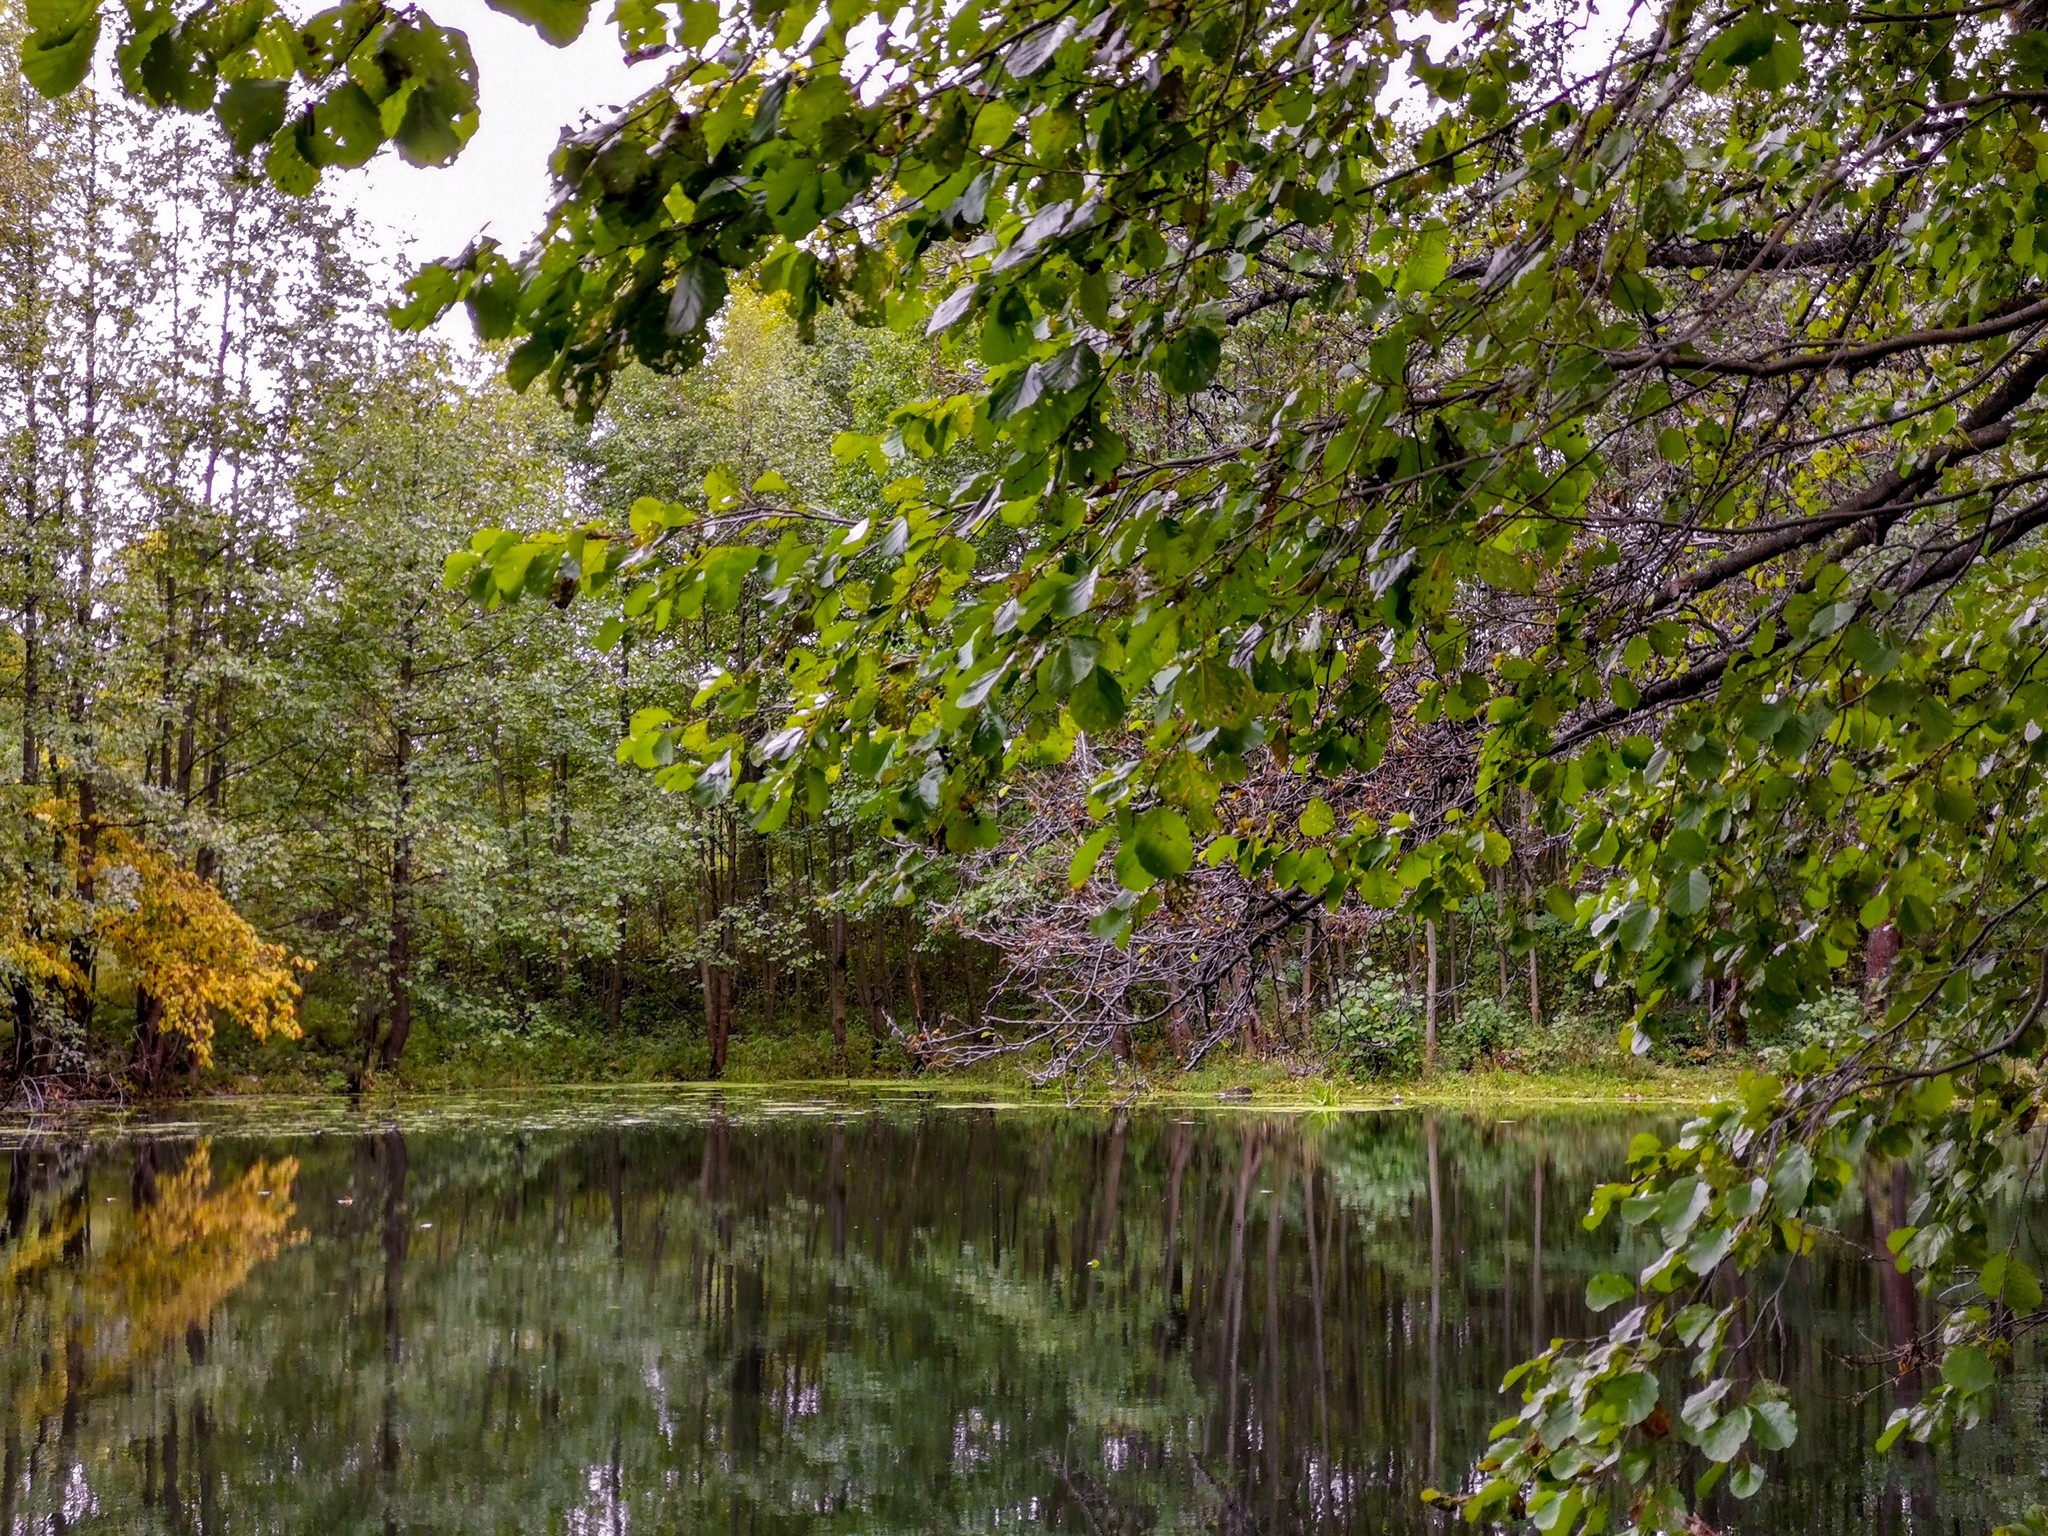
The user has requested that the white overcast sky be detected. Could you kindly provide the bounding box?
[335,1,665,269]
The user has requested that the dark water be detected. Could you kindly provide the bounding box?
[0,1092,2041,1533]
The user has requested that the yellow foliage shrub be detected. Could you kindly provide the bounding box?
[94,830,309,1065]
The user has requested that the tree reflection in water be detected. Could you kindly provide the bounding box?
[0,1102,2039,1533]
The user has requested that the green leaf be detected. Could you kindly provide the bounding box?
[1132,808,1193,880]
[926,282,978,336]
[674,0,718,49]
[1875,1408,1910,1453]
[1979,1251,2039,1311]
[1396,226,1450,294]
[1698,1405,1752,1463]
[1667,866,1710,917]
[1769,1145,1813,1212]
[1585,1272,1635,1312]
[1674,1303,1717,1345]
[666,257,729,338]
[216,78,289,156]
[1476,544,1534,593]
[307,83,383,168]
[2004,1258,2044,1313]
[1186,655,1252,725]
[1050,568,1098,619]
[1158,326,1223,394]
[1298,797,1336,838]
[21,6,100,96]
[1111,839,1155,893]
[1842,622,1900,677]
[987,361,1045,421]
[1069,827,1114,889]
[1942,1344,1996,1395]
[1605,1370,1659,1426]
[1748,1395,1797,1452]
[700,546,760,611]
[265,123,319,195]
[1041,635,1100,696]
[484,0,591,45]
[1068,666,1124,734]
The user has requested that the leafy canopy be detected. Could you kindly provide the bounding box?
[32,0,2048,1526]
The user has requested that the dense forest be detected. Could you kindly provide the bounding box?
[0,35,1657,1098]
[0,65,981,1092]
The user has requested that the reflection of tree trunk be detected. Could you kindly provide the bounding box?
[57,1333,84,1514]
[1303,1161,1330,1471]
[730,1259,765,1477]
[1864,1158,1934,1526]
[194,1397,219,1536]
[131,1138,160,1210]
[6,1147,30,1239]
[1426,1117,1442,1481]
[1222,1128,1264,1475]
[161,1408,181,1528]
[0,1426,16,1531]
[1865,1161,1919,1371]
[1502,1150,1515,1352]
[379,1128,409,1529]
[1164,1124,1191,1330]
[1263,1159,1285,1529]
[1093,1112,1128,1267]
[828,1124,847,1260]
[1531,1152,1545,1350]
[607,1131,624,1266]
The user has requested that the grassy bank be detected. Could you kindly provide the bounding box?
[191,1016,1735,1111]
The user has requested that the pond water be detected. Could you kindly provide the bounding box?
[0,1091,2040,1533]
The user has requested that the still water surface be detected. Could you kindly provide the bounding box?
[0,1091,2041,1533]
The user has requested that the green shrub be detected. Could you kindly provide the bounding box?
[1755,986,1862,1071]
[1317,966,1424,1078]
[1446,994,1525,1069]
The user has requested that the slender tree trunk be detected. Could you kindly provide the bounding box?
[1498,874,1512,1003]
[856,923,887,1041]
[827,829,849,1074]
[605,647,631,1033]
[381,615,417,1070]
[1423,918,1439,1071]
[604,915,626,1034]
[19,562,37,787]
[65,105,107,1043]
[905,931,928,1031]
